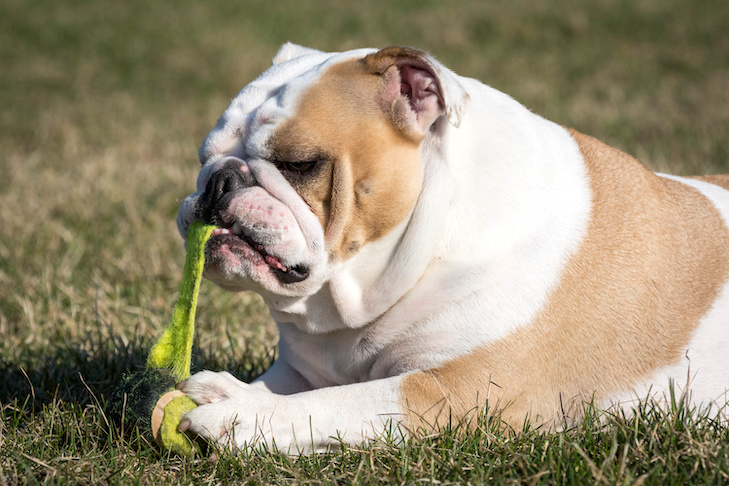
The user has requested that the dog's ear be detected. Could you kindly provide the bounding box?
[272,43,325,65]
[362,47,469,139]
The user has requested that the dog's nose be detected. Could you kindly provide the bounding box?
[205,159,255,202]
[200,158,255,225]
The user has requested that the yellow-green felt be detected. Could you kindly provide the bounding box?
[159,394,199,456]
[146,222,215,382]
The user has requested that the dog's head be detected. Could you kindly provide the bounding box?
[177,44,468,318]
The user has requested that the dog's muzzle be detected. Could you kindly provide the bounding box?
[198,157,311,284]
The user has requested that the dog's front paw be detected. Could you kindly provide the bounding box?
[177,370,284,452]
[177,370,249,404]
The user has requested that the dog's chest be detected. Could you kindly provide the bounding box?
[278,322,382,386]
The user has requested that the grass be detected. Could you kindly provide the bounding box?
[1,0,728,483]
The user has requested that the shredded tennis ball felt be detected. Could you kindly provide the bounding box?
[108,221,215,456]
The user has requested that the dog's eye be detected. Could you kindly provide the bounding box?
[280,161,317,174]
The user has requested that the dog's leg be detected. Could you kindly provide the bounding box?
[178,371,407,454]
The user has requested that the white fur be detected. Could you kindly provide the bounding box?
[181,370,405,454]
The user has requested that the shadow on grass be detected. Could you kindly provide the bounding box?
[0,332,275,412]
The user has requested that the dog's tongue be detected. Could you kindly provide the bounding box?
[265,254,288,273]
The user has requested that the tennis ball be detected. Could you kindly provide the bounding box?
[155,392,198,455]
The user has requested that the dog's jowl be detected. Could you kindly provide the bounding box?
[176,43,729,453]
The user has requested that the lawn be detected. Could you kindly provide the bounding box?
[1,0,729,483]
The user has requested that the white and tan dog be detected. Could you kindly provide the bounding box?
[175,43,729,453]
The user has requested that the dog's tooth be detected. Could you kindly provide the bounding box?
[232,221,243,235]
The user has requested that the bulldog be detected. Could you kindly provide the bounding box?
[175,43,729,453]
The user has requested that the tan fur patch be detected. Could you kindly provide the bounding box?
[401,129,729,431]
[268,60,424,261]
